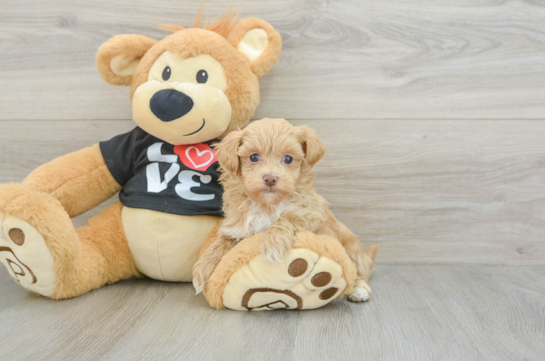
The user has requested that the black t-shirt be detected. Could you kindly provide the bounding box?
[100,127,223,216]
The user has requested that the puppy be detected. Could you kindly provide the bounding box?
[193,118,378,302]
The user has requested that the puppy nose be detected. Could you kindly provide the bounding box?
[263,174,278,186]
[150,89,194,122]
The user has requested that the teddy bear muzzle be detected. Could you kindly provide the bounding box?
[132,81,232,145]
[150,88,194,122]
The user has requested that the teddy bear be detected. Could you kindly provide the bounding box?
[0,11,371,310]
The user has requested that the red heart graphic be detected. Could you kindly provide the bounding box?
[174,143,218,171]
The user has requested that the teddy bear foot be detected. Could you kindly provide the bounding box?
[203,232,359,311]
[0,212,57,297]
[223,249,347,311]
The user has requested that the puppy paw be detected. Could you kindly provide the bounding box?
[192,260,215,294]
[347,281,371,302]
[192,276,205,295]
[260,243,285,263]
[260,233,292,263]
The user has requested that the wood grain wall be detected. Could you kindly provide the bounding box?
[0,0,544,265]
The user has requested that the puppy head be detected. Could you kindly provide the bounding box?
[216,118,326,205]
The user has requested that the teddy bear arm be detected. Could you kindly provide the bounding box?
[22,144,121,218]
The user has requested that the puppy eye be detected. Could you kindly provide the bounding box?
[283,155,293,165]
[162,66,171,81]
[196,70,208,83]
[250,154,260,163]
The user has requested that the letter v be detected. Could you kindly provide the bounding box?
[146,163,180,193]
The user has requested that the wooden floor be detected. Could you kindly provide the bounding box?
[1,0,545,359]
[0,266,544,360]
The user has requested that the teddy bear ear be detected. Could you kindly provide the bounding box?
[228,18,282,78]
[96,34,157,86]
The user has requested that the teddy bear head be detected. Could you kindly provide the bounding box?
[96,11,281,145]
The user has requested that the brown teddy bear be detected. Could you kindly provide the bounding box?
[0,11,368,310]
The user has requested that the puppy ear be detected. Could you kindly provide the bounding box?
[96,34,157,86]
[215,130,244,175]
[298,126,327,168]
[228,18,282,78]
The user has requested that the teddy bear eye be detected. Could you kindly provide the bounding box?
[250,154,260,163]
[283,155,293,164]
[196,69,208,83]
[162,66,171,81]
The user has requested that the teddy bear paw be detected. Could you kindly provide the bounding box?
[0,213,57,297]
[222,248,347,311]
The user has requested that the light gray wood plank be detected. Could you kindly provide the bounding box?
[308,118,545,266]
[0,265,543,360]
[0,119,544,265]
[1,0,545,120]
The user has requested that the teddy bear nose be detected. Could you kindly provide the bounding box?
[263,174,278,186]
[150,89,194,122]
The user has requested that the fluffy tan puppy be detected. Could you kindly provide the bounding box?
[193,118,378,302]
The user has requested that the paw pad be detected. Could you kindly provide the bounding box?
[222,248,347,311]
[319,287,338,300]
[9,228,25,245]
[311,272,332,287]
[287,258,307,277]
